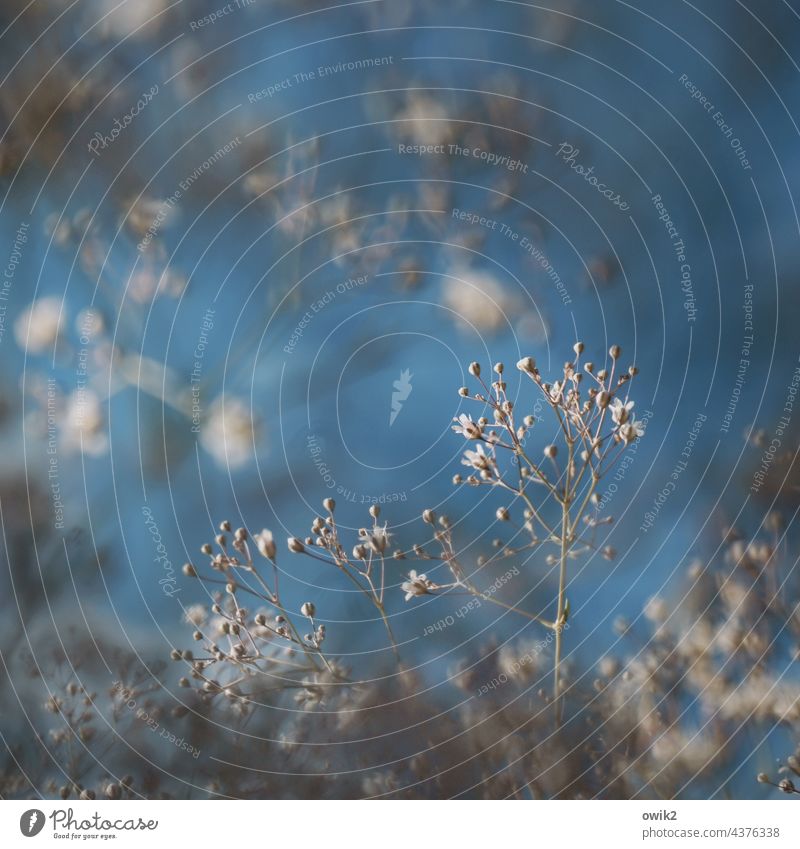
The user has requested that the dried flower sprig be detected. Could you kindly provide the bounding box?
[286,501,399,655]
[758,753,800,795]
[178,522,344,708]
[401,508,554,628]
[406,344,644,724]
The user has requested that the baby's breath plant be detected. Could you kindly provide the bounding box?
[230,344,644,724]
[402,344,644,723]
[759,762,800,796]
[178,522,345,709]
[285,501,400,654]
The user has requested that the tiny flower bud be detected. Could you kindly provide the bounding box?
[255,530,276,560]
[300,602,316,618]
[182,563,197,577]
[469,361,481,377]
[544,445,558,459]
[369,504,380,519]
[288,537,305,553]
[458,386,469,397]
[496,507,510,521]
[757,773,770,783]
[422,509,436,524]
[609,345,621,360]
[220,520,232,532]
[493,362,504,374]
[323,497,336,512]
[573,341,584,355]
[201,543,213,555]
[516,357,536,374]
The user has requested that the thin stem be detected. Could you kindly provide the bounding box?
[467,591,555,629]
[375,600,400,658]
[553,438,573,727]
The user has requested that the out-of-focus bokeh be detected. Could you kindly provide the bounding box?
[2,0,800,800]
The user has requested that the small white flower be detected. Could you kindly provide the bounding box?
[210,615,228,637]
[620,417,645,444]
[14,297,65,354]
[183,604,208,627]
[395,93,454,148]
[295,684,325,710]
[461,443,492,471]
[442,269,516,333]
[254,529,276,560]
[451,413,483,439]
[611,398,634,425]
[200,397,258,468]
[62,389,108,456]
[368,523,392,554]
[401,570,435,601]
